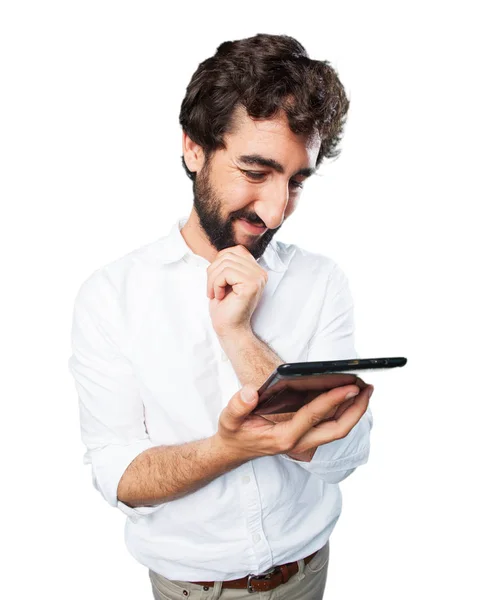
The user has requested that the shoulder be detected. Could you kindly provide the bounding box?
[72,237,165,312]
[272,238,350,289]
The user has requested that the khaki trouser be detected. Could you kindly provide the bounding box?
[149,541,329,599]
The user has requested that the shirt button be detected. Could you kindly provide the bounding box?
[252,533,261,543]
[242,475,251,484]
[221,353,229,362]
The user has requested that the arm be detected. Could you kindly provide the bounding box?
[219,264,372,483]
[218,329,284,389]
[116,436,246,507]
[68,269,245,521]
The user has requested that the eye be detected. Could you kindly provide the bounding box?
[289,180,304,190]
[242,170,267,181]
[241,170,304,190]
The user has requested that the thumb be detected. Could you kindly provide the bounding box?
[222,384,259,429]
[240,384,258,405]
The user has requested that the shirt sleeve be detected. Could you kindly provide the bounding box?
[68,268,162,522]
[279,263,373,483]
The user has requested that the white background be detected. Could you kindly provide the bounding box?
[1,1,494,598]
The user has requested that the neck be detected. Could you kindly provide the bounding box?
[180,209,218,264]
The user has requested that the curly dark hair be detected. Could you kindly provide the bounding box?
[178,33,350,181]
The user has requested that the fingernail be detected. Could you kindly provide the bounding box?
[368,386,374,398]
[241,388,256,403]
[345,390,360,400]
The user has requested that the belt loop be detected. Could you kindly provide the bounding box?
[296,558,306,582]
[212,580,222,598]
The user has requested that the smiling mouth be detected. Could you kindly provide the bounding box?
[239,218,267,234]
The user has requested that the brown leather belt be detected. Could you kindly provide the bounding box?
[191,549,319,593]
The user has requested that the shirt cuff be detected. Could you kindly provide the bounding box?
[280,443,370,466]
[279,408,372,480]
[84,438,164,522]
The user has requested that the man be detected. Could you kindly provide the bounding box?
[68,33,374,599]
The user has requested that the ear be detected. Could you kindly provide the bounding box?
[182,131,206,175]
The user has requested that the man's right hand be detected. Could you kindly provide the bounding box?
[213,381,373,463]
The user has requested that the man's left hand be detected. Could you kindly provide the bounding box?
[285,381,370,462]
[207,245,268,338]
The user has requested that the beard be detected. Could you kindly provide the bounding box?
[192,160,281,260]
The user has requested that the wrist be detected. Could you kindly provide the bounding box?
[217,327,255,353]
[210,433,253,467]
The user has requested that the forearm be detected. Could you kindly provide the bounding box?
[218,329,313,461]
[117,435,246,508]
[218,329,284,388]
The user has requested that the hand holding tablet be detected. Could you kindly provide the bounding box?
[253,357,407,423]
[213,357,407,464]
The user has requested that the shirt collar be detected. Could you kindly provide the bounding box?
[158,216,288,273]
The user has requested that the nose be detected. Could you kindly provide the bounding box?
[255,181,290,230]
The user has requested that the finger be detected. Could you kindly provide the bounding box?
[209,252,259,285]
[207,257,259,299]
[330,384,369,420]
[213,248,257,267]
[220,385,259,432]
[207,255,266,299]
[207,260,252,299]
[210,265,266,301]
[290,386,372,449]
[211,266,252,300]
[331,396,356,420]
[278,384,361,441]
[216,245,256,262]
[354,376,368,390]
[325,386,372,438]
[208,248,265,277]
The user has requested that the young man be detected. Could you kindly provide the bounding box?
[68,33,374,599]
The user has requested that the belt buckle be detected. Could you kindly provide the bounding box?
[246,567,277,593]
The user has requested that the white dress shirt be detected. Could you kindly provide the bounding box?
[68,216,372,581]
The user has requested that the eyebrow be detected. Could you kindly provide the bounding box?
[237,154,315,178]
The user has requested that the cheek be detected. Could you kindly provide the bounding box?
[284,196,298,217]
[223,181,258,213]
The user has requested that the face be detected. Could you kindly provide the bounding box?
[190,106,321,260]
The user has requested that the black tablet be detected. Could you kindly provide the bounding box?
[253,357,407,420]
